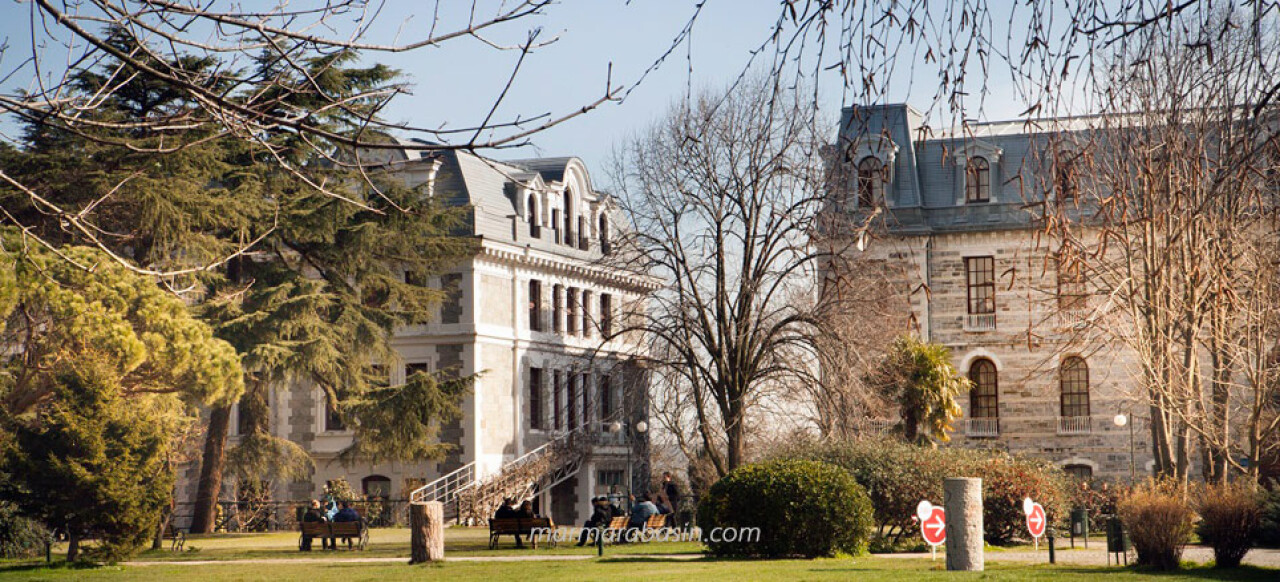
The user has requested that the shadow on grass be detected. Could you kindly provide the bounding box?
[1048,565,1279,581]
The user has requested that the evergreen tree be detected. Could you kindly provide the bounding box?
[0,233,243,561]
[0,30,477,532]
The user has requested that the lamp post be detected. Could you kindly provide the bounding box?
[608,419,648,502]
[1113,412,1135,483]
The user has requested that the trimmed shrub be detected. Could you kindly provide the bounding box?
[0,503,49,559]
[697,459,873,558]
[1260,488,1280,548]
[1195,483,1261,568]
[1118,480,1194,570]
[778,438,1070,546]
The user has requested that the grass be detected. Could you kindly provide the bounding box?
[1,528,1276,581]
[4,556,1280,581]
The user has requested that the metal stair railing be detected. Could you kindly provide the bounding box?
[409,461,476,504]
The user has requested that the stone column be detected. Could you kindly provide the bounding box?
[409,501,444,564]
[944,477,983,571]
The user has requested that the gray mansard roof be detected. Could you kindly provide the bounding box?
[836,104,1090,234]
[379,138,619,259]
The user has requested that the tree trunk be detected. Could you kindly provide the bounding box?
[725,411,745,472]
[409,501,444,564]
[190,405,231,534]
[66,530,79,562]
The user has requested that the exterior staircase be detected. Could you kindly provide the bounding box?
[409,428,592,523]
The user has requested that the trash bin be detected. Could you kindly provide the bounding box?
[1071,508,1089,537]
[1105,516,1129,552]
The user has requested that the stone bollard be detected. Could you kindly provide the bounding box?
[944,477,983,571]
[409,501,444,564]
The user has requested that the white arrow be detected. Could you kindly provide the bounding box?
[1029,513,1042,526]
[925,518,944,533]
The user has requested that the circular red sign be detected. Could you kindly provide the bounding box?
[921,507,946,546]
[1026,503,1046,538]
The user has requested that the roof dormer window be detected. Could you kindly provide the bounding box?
[966,156,991,203]
[856,157,886,207]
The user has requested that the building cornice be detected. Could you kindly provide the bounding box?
[476,239,663,293]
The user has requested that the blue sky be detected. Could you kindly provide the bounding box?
[0,1,1033,177]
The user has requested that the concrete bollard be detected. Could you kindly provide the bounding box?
[944,477,983,571]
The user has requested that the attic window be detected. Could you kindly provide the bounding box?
[966,156,991,203]
[527,194,541,239]
[856,157,886,207]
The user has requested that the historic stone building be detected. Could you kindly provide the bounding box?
[179,144,655,528]
[821,104,1153,480]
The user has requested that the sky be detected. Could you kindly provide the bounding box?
[0,0,1035,182]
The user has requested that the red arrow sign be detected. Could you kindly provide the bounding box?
[1026,503,1046,538]
[921,507,946,546]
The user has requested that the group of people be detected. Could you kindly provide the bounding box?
[300,498,362,551]
[492,497,540,548]
[575,471,683,546]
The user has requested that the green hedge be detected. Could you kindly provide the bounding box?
[778,438,1070,546]
[697,459,873,558]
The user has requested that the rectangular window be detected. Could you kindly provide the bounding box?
[965,257,996,315]
[599,374,612,421]
[568,373,578,429]
[600,294,613,337]
[529,280,543,331]
[405,362,430,381]
[325,390,345,432]
[581,373,591,426]
[553,284,563,333]
[529,367,544,430]
[578,216,589,250]
[567,287,579,335]
[598,469,624,489]
[1057,255,1088,312]
[582,290,593,338]
[552,209,561,244]
[553,371,563,431]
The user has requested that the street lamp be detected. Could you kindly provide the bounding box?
[608,419,648,501]
[1113,412,1135,483]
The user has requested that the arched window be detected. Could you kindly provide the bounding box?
[856,157,885,207]
[1060,356,1090,418]
[527,194,540,239]
[966,156,991,203]
[968,359,998,418]
[598,213,611,255]
[362,475,391,499]
[1056,154,1078,201]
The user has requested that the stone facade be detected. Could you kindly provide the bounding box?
[821,104,1153,481]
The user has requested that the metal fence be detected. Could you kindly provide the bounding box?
[172,499,413,533]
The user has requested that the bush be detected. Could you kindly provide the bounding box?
[778,438,1070,546]
[1195,483,1261,568]
[1259,488,1280,548]
[1118,480,1194,570]
[697,459,873,558]
[1068,480,1127,529]
[0,503,49,559]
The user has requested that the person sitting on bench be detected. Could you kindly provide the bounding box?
[626,494,660,540]
[493,498,526,548]
[331,501,361,548]
[576,497,613,546]
[301,499,332,551]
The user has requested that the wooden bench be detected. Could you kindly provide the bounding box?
[644,514,669,531]
[163,524,186,552]
[298,520,369,551]
[488,517,556,549]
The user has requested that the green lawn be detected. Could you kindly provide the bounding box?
[1,528,1276,581]
[4,557,1279,581]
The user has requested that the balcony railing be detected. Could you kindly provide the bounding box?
[965,417,1000,437]
[1057,416,1093,435]
[965,313,997,331]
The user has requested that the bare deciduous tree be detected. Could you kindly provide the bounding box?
[608,77,834,476]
